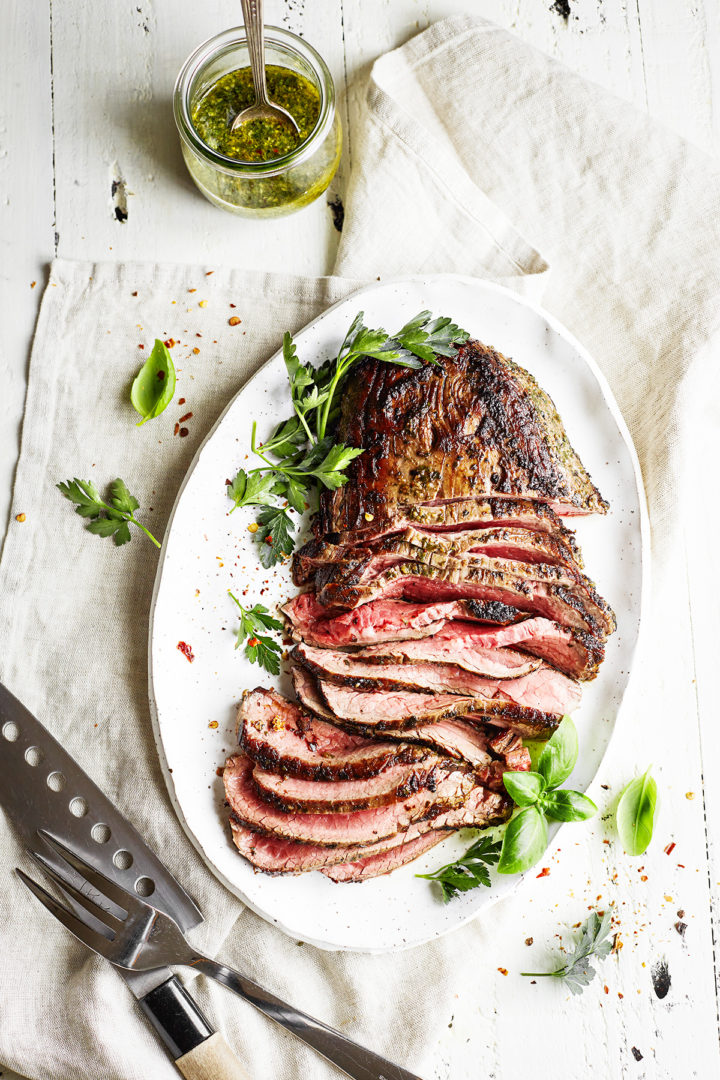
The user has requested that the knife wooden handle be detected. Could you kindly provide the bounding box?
[176,1032,252,1080]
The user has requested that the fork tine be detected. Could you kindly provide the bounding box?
[38,830,135,911]
[27,849,123,934]
[15,868,115,958]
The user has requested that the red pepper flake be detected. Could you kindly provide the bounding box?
[618,992,624,999]
[178,397,186,405]
[188,288,197,293]
[497,967,508,976]
[174,422,180,436]
[177,641,194,662]
[640,875,648,882]
[164,338,176,348]
[604,985,609,995]
[192,347,200,354]
[179,412,193,423]
[206,270,214,275]
[30,281,36,288]
[208,720,219,729]
[265,535,273,544]
[216,767,224,776]
[228,316,241,326]
[131,290,138,296]
[179,427,189,438]
[536,867,550,878]
[247,637,259,648]
[664,842,676,856]
[229,303,236,308]
[524,937,533,946]
[157,369,165,381]
[138,343,145,349]
[15,513,26,523]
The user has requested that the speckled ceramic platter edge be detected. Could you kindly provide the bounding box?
[148,274,650,953]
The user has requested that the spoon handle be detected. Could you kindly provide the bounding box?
[241,0,269,106]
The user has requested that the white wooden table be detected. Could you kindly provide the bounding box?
[2,3,719,1079]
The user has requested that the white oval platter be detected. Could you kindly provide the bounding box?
[149,274,648,953]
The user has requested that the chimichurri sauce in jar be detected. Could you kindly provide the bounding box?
[174,28,342,218]
[192,66,320,163]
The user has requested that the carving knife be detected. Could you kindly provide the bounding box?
[0,681,249,1079]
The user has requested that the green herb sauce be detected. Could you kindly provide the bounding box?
[192,65,320,162]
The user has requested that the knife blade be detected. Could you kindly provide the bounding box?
[0,681,220,1067]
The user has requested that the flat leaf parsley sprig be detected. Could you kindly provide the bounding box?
[227,310,470,566]
[522,907,615,995]
[228,591,283,675]
[417,835,502,902]
[57,478,160,547]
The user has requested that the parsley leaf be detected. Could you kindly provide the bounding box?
[228,592,283,675]
[57,477,160,548]
[253,506,295,568]
[522,907,615,995]
[227,469,284,512]
[416,835,502,902]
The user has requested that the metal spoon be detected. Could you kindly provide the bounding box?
[231,0,300,134]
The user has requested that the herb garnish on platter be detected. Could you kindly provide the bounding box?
[228,591,283,675]
[522,907,615,994]
[227,310,470,566]
[498,717,597,875]
[57,478,160,547]
[419,718,597,899]
[417,836,502,902]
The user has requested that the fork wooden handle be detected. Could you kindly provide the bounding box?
[176,1032,251,1080]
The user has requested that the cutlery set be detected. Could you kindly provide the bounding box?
[0,682,422,1080]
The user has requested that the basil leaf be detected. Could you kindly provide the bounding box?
[131,339,176,425]
[540,789,597,822]
[617,766,657,855]
[537,716,578,789]
[497,806,548,875]
[502,771,545,806]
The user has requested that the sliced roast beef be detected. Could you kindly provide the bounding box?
[316,561,614,639]
[293,525,582,586]
[341,635,542,680]
[322,831,452,883]
[238,688,425,780]
[223,752,475,847]
[251,754,460,814]
[229,815,433,874]
[288,667,504,765]
[318,497,582,556]
[295,644,582,715]
[298,672,560,740]
[311,617,603,682]
[318,554,613,634]
[282,593,522,649]
[317,341,608,534]
[230,784,510,875]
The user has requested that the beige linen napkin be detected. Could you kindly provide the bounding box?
[2,14,720,1080]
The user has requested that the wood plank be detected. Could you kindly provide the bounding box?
[634,0,720,153]
[0,2,54,536]
[49,0,346,276]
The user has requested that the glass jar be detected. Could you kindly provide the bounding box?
[174,26,342,219]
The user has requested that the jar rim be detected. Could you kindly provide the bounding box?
[173,25,335,177]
